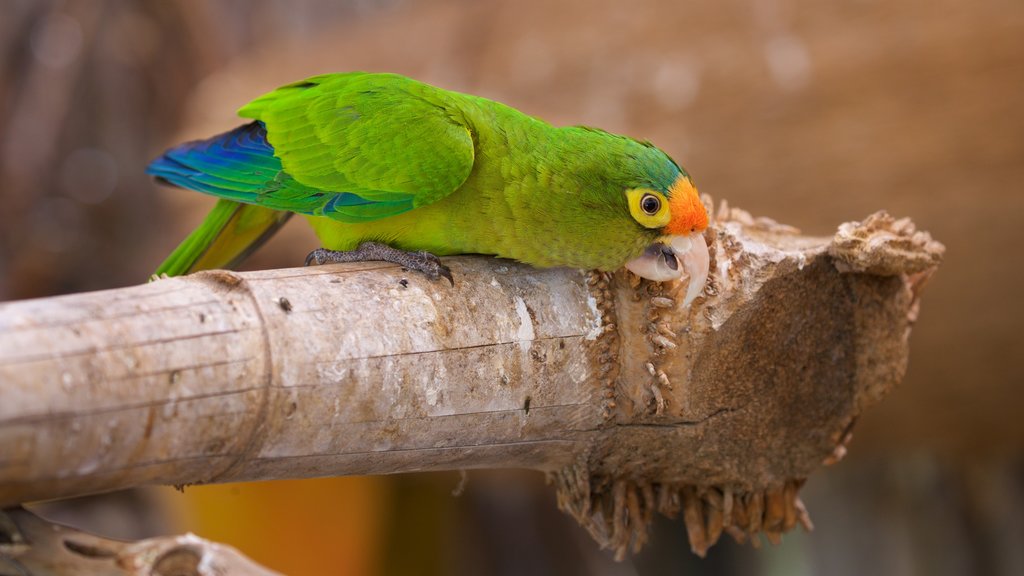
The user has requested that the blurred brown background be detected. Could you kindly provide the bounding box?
[2,0,1022,574]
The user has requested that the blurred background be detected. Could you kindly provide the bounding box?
[2,0,1022,573]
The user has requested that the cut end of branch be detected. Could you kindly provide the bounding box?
[554,202,942,559]
[829,210,945,276]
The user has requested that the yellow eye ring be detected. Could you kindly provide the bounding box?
[627,188,671,229]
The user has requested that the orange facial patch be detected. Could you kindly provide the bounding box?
[664,175,708,236]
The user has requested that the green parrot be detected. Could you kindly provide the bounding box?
[149,72,710,303]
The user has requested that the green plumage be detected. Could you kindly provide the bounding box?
[151,72,692,275]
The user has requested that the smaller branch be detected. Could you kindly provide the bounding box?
[0,507,279,576]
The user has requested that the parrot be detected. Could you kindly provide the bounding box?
[148,72,710,304]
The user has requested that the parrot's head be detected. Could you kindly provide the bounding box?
[621,173,710,306]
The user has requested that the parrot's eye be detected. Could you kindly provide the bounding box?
[626,188,671,229]
[640,194,661,215]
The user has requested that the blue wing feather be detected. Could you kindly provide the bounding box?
[147,122,414,221]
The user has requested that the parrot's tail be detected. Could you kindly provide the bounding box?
[153,199,292,277]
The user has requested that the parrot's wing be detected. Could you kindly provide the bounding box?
[238,72,476,215]
[148,120,415,224]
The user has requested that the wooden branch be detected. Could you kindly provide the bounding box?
[0,201,944,558]
[0,507,280,575]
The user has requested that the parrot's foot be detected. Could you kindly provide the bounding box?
[305,242,454,285]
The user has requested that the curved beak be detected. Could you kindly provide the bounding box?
[624,232,710,306]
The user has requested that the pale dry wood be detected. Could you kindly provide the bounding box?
[0,203,944,558]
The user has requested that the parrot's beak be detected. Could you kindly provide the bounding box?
[624,232,710,306]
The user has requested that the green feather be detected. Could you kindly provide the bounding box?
[154,199,290,276]
[239,72,475,210]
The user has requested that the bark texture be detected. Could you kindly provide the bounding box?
[0,201,944,558]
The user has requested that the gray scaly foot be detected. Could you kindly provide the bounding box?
[304,241,454,285]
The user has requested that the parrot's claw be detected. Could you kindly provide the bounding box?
[304,242,454,286]
[432,260,455,286]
